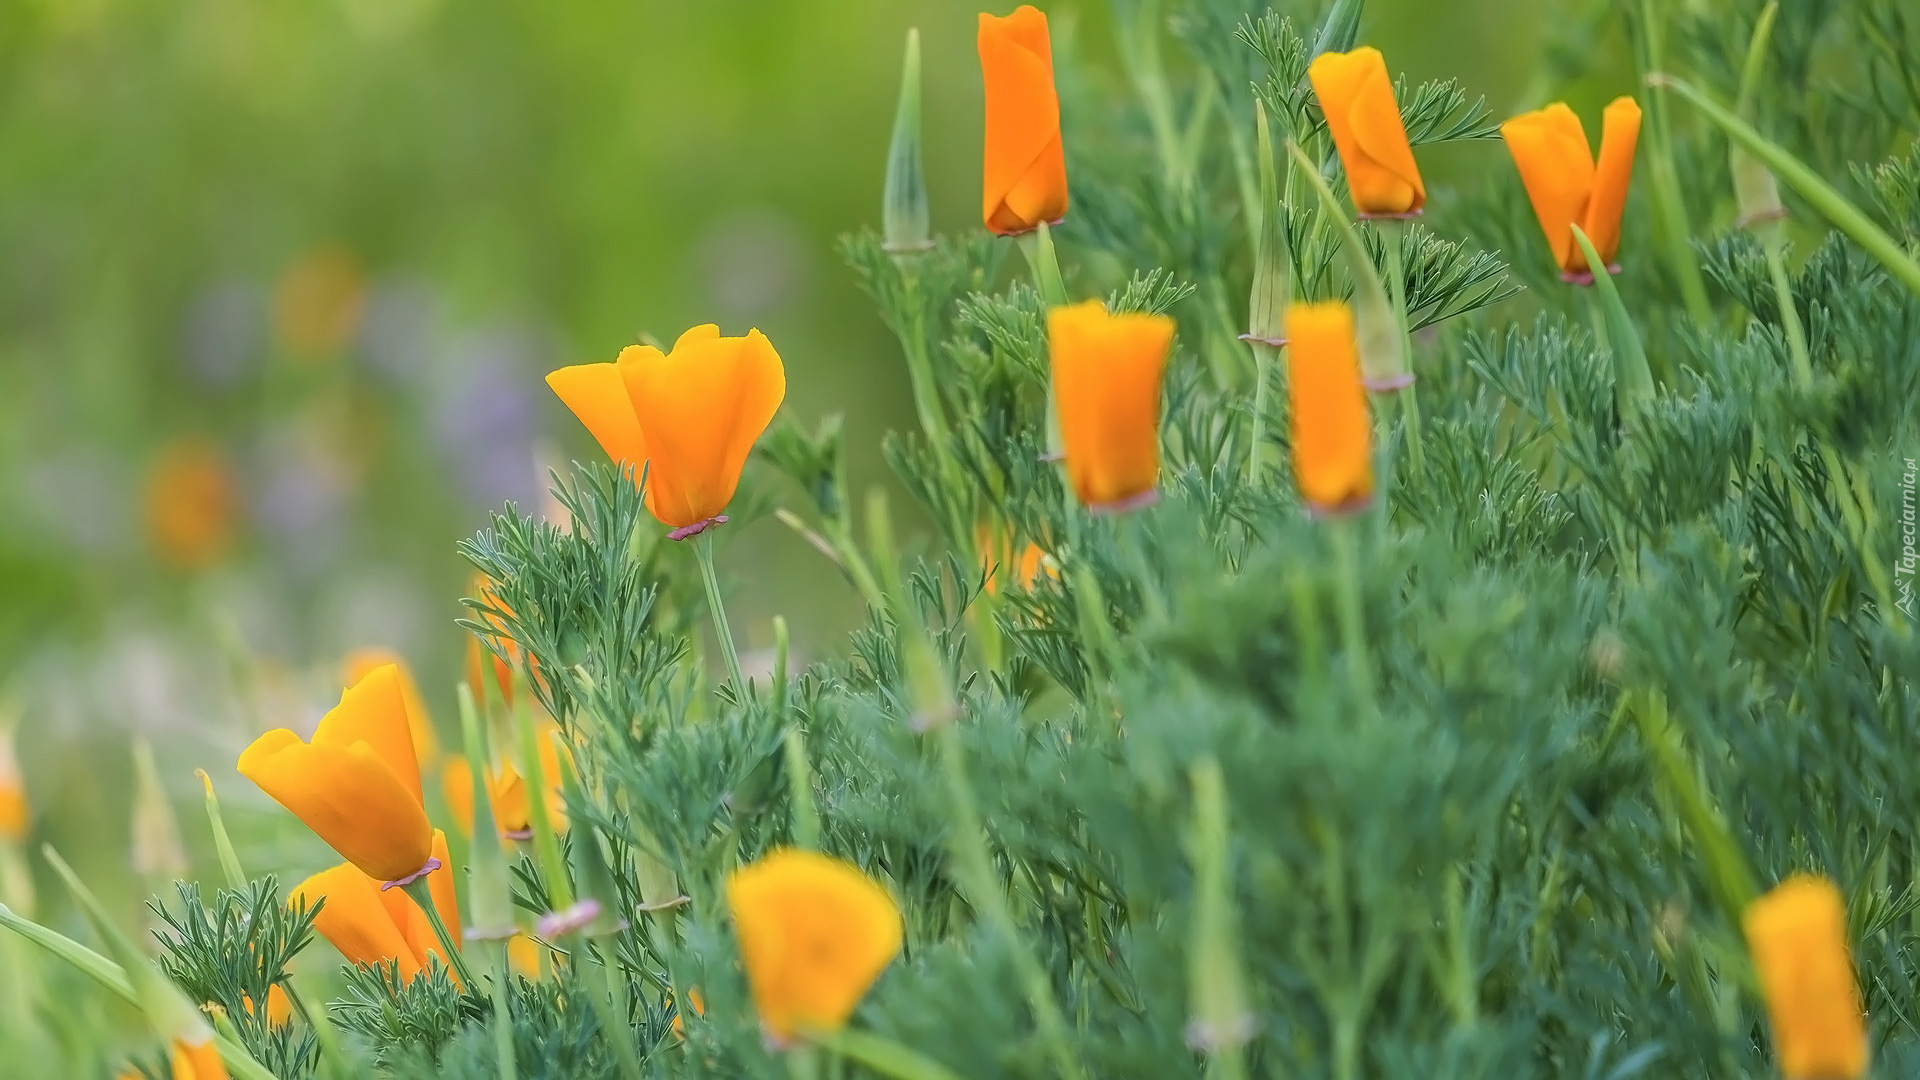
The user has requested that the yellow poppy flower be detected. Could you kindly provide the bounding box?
[1501,97,1642,281]
[546,325,786,537]
[1286,302,1374,513]
[727,849,902,1043]
[342,649,438,764]
[1307,47,1425,217]
[292,830,461,985]
[238,664,433,883]
[979,5,1068,235]
[1048,300,1177,513]
[1744,874,1869,1080]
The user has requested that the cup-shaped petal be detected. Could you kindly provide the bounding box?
[1502,103,1599,275]
[1581,97,1642,270]
[1286,303,1374,512]
[1744,875,1869,1080]
[239,668,434,882]
[343,649,437,764]
[728,849,903,1041]
[1049,300,1176,512]
[545,358,650,478]
[620,326,787,529]
[979,6,1068,234]
[1309,48,1425,217]
[291,864,426,981]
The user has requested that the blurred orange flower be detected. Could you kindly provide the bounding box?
[1744,874,1869,1080]
[546,326,786,537]
[1048,300,1176,513]
[979,6,1068,235]
[167,1035,227,1080]
[275,246,366,357]
[1501,98,1642,281]
[1286,302,1374,513]
[238,664,434,883]
[727,849,902,1043]
[144,439,236,571]
[241,985,293,1029]
[0,722,25,843]
[291,830,461,985]
[1307,47,1425,218]
[442,720,569,840]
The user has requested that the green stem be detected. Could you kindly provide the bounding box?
[400,876,478,989]
[1379,222,1423,475]
[786,1045,822,1080]
[514,679,573,916]
[487,942,520,1080]
[1330,519,1377,718]
[1634,0,1714,324]
[898,276,950,446]
[283,983,350,1080]
[1247,343,1276,484]
[582,947,643,1080]
[815,1029,967,1080]
[1016,221,1070,308]
[932,723,1087,1080]
[694,532,748,692]
[1761,229,1813,388]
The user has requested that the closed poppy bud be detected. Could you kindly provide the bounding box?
[1286,303,1374,513]
[1501,97,1642,282]
[1307,48,1425,218]
[1744,875,1869,1080]
[979,6,1069,235]
[1048,300,1176,513]
[728,849,903,1044]
[547,326,786,538]
[238,663,434,883]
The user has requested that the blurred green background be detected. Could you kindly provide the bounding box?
[0,0,1595,891]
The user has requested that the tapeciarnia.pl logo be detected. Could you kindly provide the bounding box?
[1898,457,1916,619]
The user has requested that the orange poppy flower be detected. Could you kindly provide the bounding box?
[238,664,433,883]
[291,829,461,985]
[342,649,438,764]
[979,6,1068,235]
[547,326,786,537]
[728,850,901,1043]
[1744,875,1869,1080]
[167,1035,228,1080]
[442,721,569,841]
[1048,300,1176,513]
[0,722,24,843]
[1500,97,1642,281]
[241,985,293,1029]
[1286,302,1374,513]
[1307,47,1425,218]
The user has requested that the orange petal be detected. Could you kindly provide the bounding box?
[622,329,786,528]
[507,933,543,978]
[442,756,476,837]
[1048,301,1175,510]
[546,360,651,477]
[313,663,425,809]
[1286,302,1374,510]
[727,850,902,1039]
[239,732,433,882]
[342,649,437,764]
[1743,875,1868,1080]
[170,1035,229,1080]
[1581,97,1642,270]
[1501,103,1596,274]
[1309,48,1424,215]
[979,6,1068,234]
[291,864,424,980]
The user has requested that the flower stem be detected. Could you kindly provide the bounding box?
[815,1028,967,1080]
[1378,220,1423,476]
[932,722,1087,1080]
[400,875,478,989]
[1761,229,1813,388]
[775,616,820,850]
[694,532,748,692]
[581,946,643,1080]
[486,941,520,1080]
[1330,519,1377,718]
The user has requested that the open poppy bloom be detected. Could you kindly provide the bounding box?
[238,664,435,884]
[979,5,1068,235]
[1501,97,1642,282]
[727,849,903,1044]
[1048,300,1177,513]
[442,721,569,841]
[1308,47,1425,218]
[1286,302,1375,514]
[292,829,461,985]
[547,326,786,539]
[1743,875,1869,1080]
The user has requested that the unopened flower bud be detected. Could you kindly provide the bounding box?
[131,738,187,878]
[883,29,933,255]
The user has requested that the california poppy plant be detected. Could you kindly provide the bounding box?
[547,325,786,539]
[238,663,435,884]
[293,830,462,985]
[442,722,569,841]
[1048,300,1176,513]
[728,849,903,1044]
[979,5,1068,235]
[1501,97,1642,282]
[1286,302,1375,513]
[1308,47,1425,218]
[1743,875,1869,1080]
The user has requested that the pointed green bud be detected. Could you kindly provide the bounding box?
[458,683,517,941]
[1731,3,1786,230]
[194,769,247,891]
[883,29,933,256]
[1244,99,1292,346]
[544,750,622,939]
[129,738,187,879]
[1286,140,1407,390]
[1570,223,1656,429]
[1312,0,1366,58]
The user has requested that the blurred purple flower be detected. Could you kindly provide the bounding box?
[251,427,353,575]
[181,282,268,387]
[359,277,443,386]
[429,327,547,509]
[696,208,808,321]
